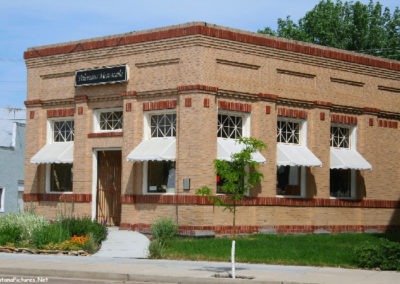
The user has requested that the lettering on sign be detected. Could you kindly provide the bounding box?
[75,65,128,86]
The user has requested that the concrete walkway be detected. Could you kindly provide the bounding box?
[93,227,150,258]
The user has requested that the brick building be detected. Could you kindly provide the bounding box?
[24,22,400,234]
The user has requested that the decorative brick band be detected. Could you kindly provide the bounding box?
[121,90,137,97]
[331,114,357,125]
[218,100,251,113]
[88,132,123,138]
[121,195,400,209]
[24,99,42,106]
[363,107,380,113]
[143,100,177,111]
[120,223,399,235]
[277,107,307,119]
[74,95,88,102]
[378,119,398,129]
[313,100,333,107]
[258,93,278,100]
[24,24,400,72]
[23,193,92,203]
[177,85,218,93]
[47,108,75,118]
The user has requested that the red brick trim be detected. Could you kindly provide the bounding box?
[369,118,374,127]
[23,193,92,203]
[143,100,177,111]
[218,100,251,113]
[177,85,218,93]
[121,195,400,208]
[378,119,398,129]
[265,105,271,114]
[277,107,307,119]
[313,100,333,107]
[121,90,137,97]
[29,111,35,119]
[24,99,42,106]
[74,95,88,102]
[258,93,279,100]
[125,103,132,112]
[184,98,192,107]
[23,24,400,72]
[203,98,210,108]
[120,223,399,235]
[47,108,75,118]
[77,107,83,115]
[320,112,325,121]
[363,107,380,113]
[88,132,123,138]
[330,114,357,125]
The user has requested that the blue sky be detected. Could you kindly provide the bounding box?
[0,0,398,108]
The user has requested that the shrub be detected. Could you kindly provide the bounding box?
[0,213,49,242]
[355,239,400,270]
[151,217,178,246]
[61,217,107,244]
[148,239,164,259]
[0,224,22,245]
[31,223,70,249]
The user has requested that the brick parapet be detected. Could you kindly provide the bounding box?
[24,23,400,73]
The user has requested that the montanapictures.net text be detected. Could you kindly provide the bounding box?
[0,277,48,283]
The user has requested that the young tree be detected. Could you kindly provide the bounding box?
[258,0,400,60]
[197,137,266,279]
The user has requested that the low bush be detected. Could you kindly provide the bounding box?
[0,213,49,242]
[0,224,22,245]
[148,239,164,259]
[151,217,178,246]
[355,239,400,270]
[61,217,107,244]
[31,223,70,249]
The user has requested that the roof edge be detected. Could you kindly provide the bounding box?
[24,22,400,72]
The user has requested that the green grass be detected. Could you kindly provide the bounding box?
[164,232,400,268]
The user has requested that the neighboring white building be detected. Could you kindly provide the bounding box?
[0,108,26,214]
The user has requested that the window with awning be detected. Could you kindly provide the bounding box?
[330,124,371,198]
[276,118,321,197]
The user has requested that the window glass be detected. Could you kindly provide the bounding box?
[53,120,74,142]
[50,164,73,192]
[277,120,300,144]
[330,169,351,197]
[99,111,123,131]
[147,161,175,193]
[150,114,176,138]
[330,126,350,148]
[276,166,301,196]
[218,114,243,139]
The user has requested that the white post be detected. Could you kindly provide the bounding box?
[231,240,236,279]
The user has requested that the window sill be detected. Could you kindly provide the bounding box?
[276,195,307,199]
[46,191,73,194]
[329,196,359,201]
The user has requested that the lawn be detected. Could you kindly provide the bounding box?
[163,232,400,268]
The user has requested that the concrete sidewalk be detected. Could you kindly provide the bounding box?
[92,227,150,258]
[0,253,399,284]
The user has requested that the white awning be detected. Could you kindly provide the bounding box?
[30,142,74,164]
[277,143,322,167]
[127,137,176,161]
[330,148,372,170]
[217,138,266,163]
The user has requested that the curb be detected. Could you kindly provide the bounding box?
[0,267,307,284]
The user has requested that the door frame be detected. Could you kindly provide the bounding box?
[91,147,122,222]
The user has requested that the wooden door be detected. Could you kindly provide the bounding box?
[97,150,122,226]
